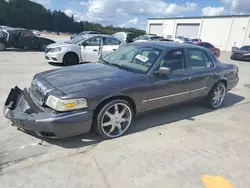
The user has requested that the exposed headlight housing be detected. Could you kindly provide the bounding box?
[50,47,62,53]
[45,95,88,112]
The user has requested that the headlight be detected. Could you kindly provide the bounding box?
[45,95,88,112]
[243,53,250,56]
[50,47,62,53]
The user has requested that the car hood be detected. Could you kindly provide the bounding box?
[38,63,139,96]
[46,42,77,48]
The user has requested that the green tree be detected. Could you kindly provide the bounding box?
[0,0,145,37]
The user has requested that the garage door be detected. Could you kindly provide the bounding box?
[149,24,163,36]
[175,24,200,38]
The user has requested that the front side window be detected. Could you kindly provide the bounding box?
[159,49,185,72]
[68,35,87,44]
[84,37,101,46]
[103,45,162,74]
[103,37,121,45]
[187,48,214,69]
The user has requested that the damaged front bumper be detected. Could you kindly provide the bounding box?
[3,87,93,138]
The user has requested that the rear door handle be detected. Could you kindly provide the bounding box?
[112,49,116,51]
[93,49,98,52]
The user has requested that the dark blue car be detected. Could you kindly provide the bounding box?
[4,42,239,139]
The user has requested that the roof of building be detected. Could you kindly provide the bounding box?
[133,41,203,50]
[148,14,250,20]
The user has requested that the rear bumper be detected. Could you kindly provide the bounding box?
[3,87,93,138]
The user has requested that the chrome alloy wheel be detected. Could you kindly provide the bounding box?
[212,84,226,108]
[101,103,132,138]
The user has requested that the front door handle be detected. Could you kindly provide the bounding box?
[93,49,98,52]
[112,49,116,51]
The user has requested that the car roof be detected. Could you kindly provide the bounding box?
[133,41,205,50]
[84,34,118,38]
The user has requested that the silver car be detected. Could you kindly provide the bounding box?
[45,34,122,66]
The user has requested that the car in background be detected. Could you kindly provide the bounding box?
[70,31,101,40]
[134,34,162,42]
[173,36,187,43]
[32,30,41,36]
[0,29,55,51]
[196,42,220,57]
[113,32,134,43]
[45,34,122,65]
[188,38,202,43]
[230,46,250,61]
[0,25,12,30]
[4,42,239,139]
[150,37,173,42]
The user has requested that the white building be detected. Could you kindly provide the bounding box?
[147,15,250,51]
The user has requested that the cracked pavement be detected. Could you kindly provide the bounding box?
[1,42,250,187]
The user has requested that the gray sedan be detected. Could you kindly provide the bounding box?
[45,34,121,66]
[4,42,239,139]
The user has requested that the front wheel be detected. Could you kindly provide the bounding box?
[95,100,133,139]
[0,42,6,51]
[40,44,47,51]
[63,53,79,66]
[206,82,226,109]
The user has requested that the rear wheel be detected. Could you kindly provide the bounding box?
[206,82,226,109]
[94,100,133,139]
[63,53,79,66]
[0,42,6,51]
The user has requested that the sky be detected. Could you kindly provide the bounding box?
[31,0,250,29]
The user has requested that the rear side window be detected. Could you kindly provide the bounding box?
[187,48,214,69]
[103,37,121,45]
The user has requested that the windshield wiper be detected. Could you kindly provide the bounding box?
[102,60,128,71]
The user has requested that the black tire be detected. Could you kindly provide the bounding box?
[41,44,47,51]
[63,53,79,66]
[206,82,226,109]
[94,99,133,139]
[0,42,6,51]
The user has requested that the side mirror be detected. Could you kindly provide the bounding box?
[155,67,171,76]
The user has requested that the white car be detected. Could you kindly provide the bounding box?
[45,34,122,66]
[173,36,186,43]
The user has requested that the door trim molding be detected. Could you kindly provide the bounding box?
[143,91,190,103]
[142,87,207,103]
[191,87,207,93]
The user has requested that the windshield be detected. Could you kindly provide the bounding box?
[102,45,162,74]
[68,35,88,44]
[240,46,250,51]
